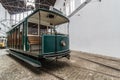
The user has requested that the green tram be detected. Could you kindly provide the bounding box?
[7,8,70,67]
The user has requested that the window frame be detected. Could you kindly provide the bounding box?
[27,22,39,36]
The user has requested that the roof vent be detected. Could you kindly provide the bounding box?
[47,14,54,19]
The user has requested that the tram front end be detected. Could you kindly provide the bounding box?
[42,34,70,59]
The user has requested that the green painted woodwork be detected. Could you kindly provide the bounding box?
[23,20,28,51]
[25,20,30,51]
[42,34,69,54]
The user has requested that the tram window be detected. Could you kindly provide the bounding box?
[20,24,23,32]
[14,29,17,48]
[20,24,23,49]
[13,31,16,48]
[17,27,20,49]
[56,23,69,35]
[15,29,17,48]
[12,32,14,48]
[28,22,38,35]
[40,26,47,34]
[9,34,11,48]
[10,33,12,48]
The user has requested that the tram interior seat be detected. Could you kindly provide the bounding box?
[28,36,41,52]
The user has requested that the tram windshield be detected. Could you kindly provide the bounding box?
[55,22,69,35]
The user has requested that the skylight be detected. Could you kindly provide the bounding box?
[26,0,35,8]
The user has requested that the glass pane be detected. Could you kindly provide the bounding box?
[28,22,38,35]
[56,23,68,35]
[20,24,23,49]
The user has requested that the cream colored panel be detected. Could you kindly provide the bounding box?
[29,10,68,25]
[28,17,52,27]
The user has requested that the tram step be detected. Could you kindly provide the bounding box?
[9,50,41,67]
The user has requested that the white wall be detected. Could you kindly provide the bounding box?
[54,0,77,15]
[54,0,64,10]
[69,0,120,58]
[0,3,10,37]
[54,0,66,15]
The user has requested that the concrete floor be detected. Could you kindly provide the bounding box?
[0,49,8,56]
[0,49,120,80]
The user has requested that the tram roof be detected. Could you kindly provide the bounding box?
[7,8,69,33]
[27,8,69,26]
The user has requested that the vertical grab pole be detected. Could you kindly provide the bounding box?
[67,22,70,49]
[53,14,57,55]
[39,10,41,55]
[67,22,70,36]
[54,26,57,54]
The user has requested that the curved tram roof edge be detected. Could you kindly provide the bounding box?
[7,8,69,33]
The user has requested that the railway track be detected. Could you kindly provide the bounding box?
[0,51,120,80]
[72,51,120,70]
[37,58,120,80]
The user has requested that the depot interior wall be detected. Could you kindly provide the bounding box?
[54,0,64,10]
[0,3,10,36]
[69,0,120,58]
[54,0,120,58]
